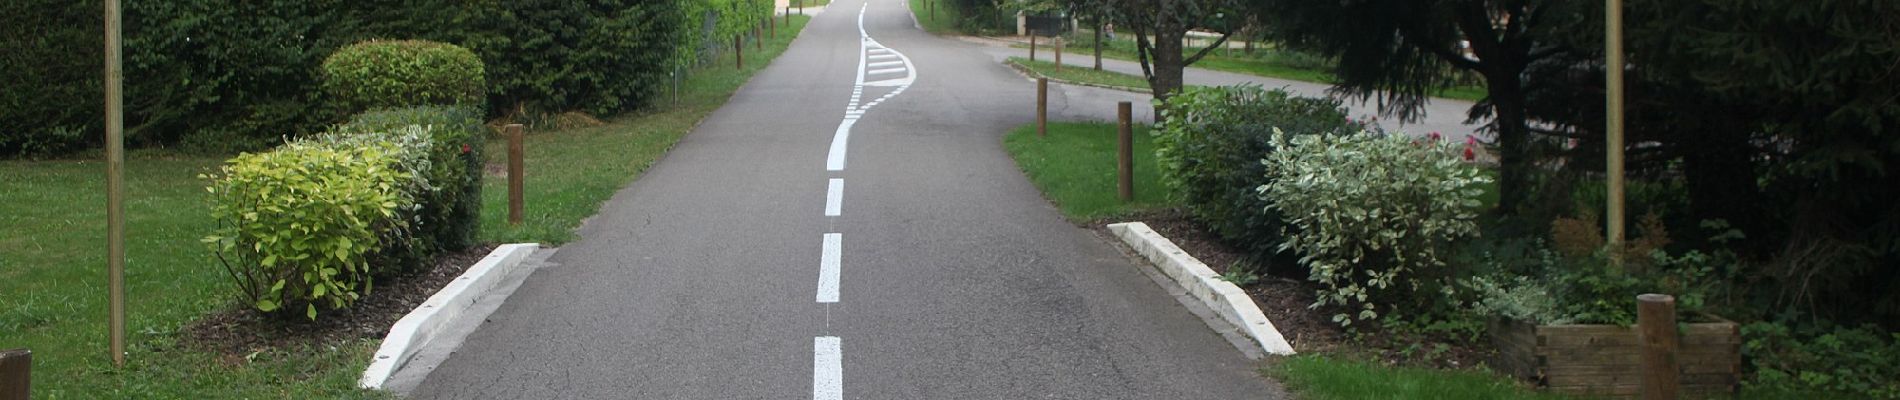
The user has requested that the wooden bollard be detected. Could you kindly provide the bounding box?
[755,24,763,51]
[2,349,29,400]
[506,124,525,226]
[1030,35,1038,62]
[1036,78,1048,137]
[1639,294,1680,400]
[1117,101,1134,202]
[1054,37,1063,71]
[769,15,776,39]
[735,35,744,69]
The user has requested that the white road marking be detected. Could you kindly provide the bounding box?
[814,337,842,400]
[825,179,844,216]
[825,1,917,171]
[817,234,842,303]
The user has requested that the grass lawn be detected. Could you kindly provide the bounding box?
[908,0,963,34]
[0,14,809,397]
[1271,355,1574,400]
[1009,57,1153,92]
[1003,122,1173,220]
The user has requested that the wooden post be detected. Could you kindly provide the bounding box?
[735,35,744,69]
[2,349,29,400]
[930,0,936,21]
[1054,37,1063,71]
[1605,0,1628,260]
[104,0,127,368]
[1029,34,1038,62]
[1117,101,1134,202]
[755,24,763,51]
[769,14,776,39]
[1638,294,1680,400]
[506,124,525,226]
[1036,78,1048,137]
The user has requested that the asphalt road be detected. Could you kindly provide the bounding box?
[410,0,1288,398]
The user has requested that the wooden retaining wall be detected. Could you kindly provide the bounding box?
[1490,317,1741,398]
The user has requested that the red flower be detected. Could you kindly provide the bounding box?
[461,144,472,154]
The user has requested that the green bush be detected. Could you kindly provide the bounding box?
[1744,322,1900,399]
[322,40,486,114]
[203,138,421,319]
[1153,85,1363,261]
[337,106,485,254]
[1260,131,1490,326]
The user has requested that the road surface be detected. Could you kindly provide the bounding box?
[409,1,1289,398]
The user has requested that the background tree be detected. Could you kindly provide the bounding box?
[1106,0,1247,102]
[1250,0,1589,213]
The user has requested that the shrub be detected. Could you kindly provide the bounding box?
[203,138,421,319]
[337,106,485,253]
[1153,85,1363,262]
[1743,322,1900,399]
[1260,131,1489,326]
[322,40,486,114]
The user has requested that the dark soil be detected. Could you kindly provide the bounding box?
[184,244,497,362]
[1093,209,1493,369]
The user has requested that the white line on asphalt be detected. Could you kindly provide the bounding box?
[827,120,855,171]
[868,68,906,75]
[814,337,842,400]
[825,179,844,217]
[868,61,904,68]
[818,234,842,303]
[868,54,897,60]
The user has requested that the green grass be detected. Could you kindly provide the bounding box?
[1009,57,1153,92]
[1003,122,1173,221]
[908,0,964,34]
[1272,355,1576,400]
[0,14,810,397]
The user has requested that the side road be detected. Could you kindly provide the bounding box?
[963,35,1488,139]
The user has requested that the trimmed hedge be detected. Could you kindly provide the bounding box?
[338,106,485,254]
[322,40,486,114]
[1153,85,1364,262]
[2,0,688,157]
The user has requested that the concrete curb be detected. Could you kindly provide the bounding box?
[1003,59,1152,94]
[1108,222,1296,356]
[359,243,540,390]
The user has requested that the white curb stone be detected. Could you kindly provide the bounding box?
[1108,222,1297,356]
[359,243,540,389]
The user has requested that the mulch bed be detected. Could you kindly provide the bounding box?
[1092,209,1492,368]
[183,244,496,362]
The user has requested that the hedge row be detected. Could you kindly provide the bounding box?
[0,0,748,157]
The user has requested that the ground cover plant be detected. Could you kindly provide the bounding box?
[1008,57,1154,92]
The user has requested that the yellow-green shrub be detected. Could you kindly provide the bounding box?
[203,140,418,319]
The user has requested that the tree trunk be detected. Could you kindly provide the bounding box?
[1094,21,1104,71]
[1486,71,1532,214]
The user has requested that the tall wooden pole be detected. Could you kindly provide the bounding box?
[1606,0,1627,258]
[104,0,127,368]
[1030,35,1038,62]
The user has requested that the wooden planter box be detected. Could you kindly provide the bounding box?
[1490,316,1741,398]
